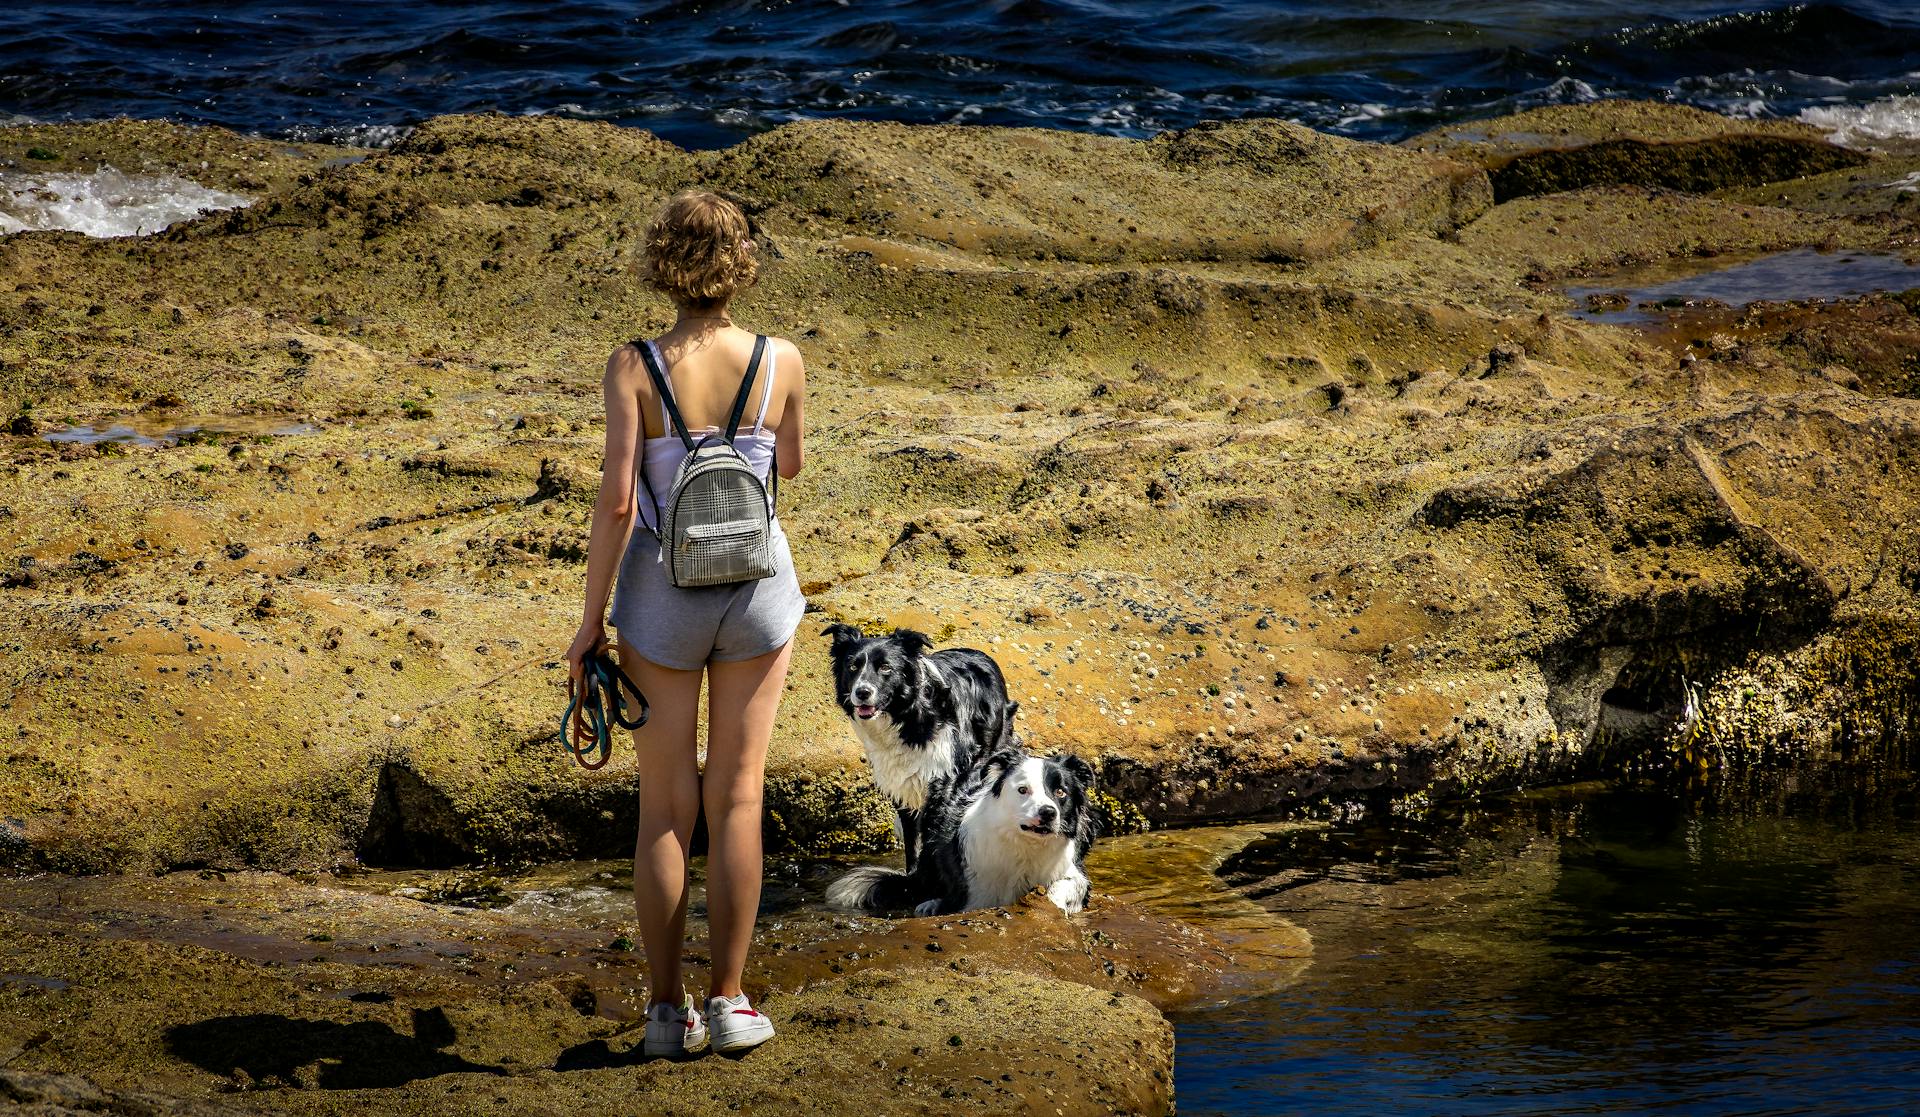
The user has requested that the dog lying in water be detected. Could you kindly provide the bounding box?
[827,746,1098,916]
[822,624,1013,874]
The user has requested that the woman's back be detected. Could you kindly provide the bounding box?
[633,326,800,534]
[639,327,794,440]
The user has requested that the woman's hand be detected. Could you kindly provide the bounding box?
[566,620,608,684]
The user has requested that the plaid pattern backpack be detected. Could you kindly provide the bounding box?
[636,335,779,588]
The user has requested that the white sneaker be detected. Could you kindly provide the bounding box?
[705,993,775,1053]
[641,994,707,1058]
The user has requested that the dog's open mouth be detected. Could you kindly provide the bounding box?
[1019,822,1054,835]
[853,705,878,720]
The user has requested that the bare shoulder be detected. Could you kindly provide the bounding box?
[604,341,648,387]
[769,335,806,384]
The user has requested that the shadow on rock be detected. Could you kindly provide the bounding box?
[552,1037,637,1072]
[164,1007,502,1089]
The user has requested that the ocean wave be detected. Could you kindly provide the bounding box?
[0,166,250,238]
[1800,94,1920,148]
[2,1,1917,150]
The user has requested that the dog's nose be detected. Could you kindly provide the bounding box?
[852,685,875,702]
[1037,804,1057,824]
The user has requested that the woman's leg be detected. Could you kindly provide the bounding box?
[702,639,795,999]
[617,640,706,1009]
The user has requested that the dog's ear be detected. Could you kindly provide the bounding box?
[996,703,1022,748]
[893,628,933,659]
[977,747,1025,790]
[1059,753,1097,788]
[821,623,861,652]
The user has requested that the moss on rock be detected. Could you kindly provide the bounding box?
[2,100,1918,871]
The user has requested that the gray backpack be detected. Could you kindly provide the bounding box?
[636,335,779,588]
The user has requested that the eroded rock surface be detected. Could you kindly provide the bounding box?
[0,854,1272,1115]
[1,102,1918,877]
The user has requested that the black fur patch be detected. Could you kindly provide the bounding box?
[823,624,1013,873]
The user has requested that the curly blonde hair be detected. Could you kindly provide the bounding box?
[641,191,758,305]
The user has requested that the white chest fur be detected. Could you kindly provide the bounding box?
[849,714,956,811]
[959,799,1085,913]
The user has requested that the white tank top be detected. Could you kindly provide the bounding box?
[636,338,778,534]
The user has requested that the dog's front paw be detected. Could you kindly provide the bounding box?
[913,899,941,917]
[1046,877,1086,915]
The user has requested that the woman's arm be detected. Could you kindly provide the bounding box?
[775,338,806,480]
[566,346,643,680]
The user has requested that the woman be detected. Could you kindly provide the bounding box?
[566,191,807,1057]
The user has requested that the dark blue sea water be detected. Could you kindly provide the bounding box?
[1175,782,1920,1115]
[3,2,1919,149]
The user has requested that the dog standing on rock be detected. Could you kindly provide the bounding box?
[822,624,1013,873]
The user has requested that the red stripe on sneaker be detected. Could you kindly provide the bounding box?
[731,1009,761,1017]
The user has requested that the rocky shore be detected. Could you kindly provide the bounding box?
[3,101,1920,1111]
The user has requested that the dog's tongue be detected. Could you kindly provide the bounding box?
[854,705,877,719]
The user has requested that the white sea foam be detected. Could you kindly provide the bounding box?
[283,122,413,149]
[1800,95,1920,148]
[1334,103,1390,128]
[0,166,250,238]
[1532,77,1601,104]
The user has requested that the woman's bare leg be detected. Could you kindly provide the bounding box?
[702,639,794,999]
[618,640,705,1009]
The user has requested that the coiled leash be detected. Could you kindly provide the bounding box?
[562,650,648,770]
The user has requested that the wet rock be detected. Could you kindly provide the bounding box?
[0,871,1177,1116]
[1487,134,1865,203]
[1405,101,1868,201]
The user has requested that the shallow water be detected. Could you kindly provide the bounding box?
[343,824,1313,1007]
[1566,248,1920,324]
[1171,780,1920,1115]
[3,3,1919,149]
[40,418,321,446]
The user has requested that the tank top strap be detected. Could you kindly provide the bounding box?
[752,342,778,433]
[645,340,676,433]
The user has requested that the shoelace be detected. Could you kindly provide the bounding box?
[562,649,648,770]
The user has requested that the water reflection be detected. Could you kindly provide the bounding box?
[1177,780,1920,1115]
[1565,248,1920,325]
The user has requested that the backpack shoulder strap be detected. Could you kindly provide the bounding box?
[722,335,768,444]
[634,339,694,452]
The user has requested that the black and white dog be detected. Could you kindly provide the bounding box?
[827,746,1098,916]
[823,624,1014,873]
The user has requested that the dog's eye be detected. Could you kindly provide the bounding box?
[878,667,891,676]
[1017,785,1031,796]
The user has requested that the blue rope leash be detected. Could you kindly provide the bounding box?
[562,650,648,770]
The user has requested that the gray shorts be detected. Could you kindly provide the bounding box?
[609,520,807,671]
